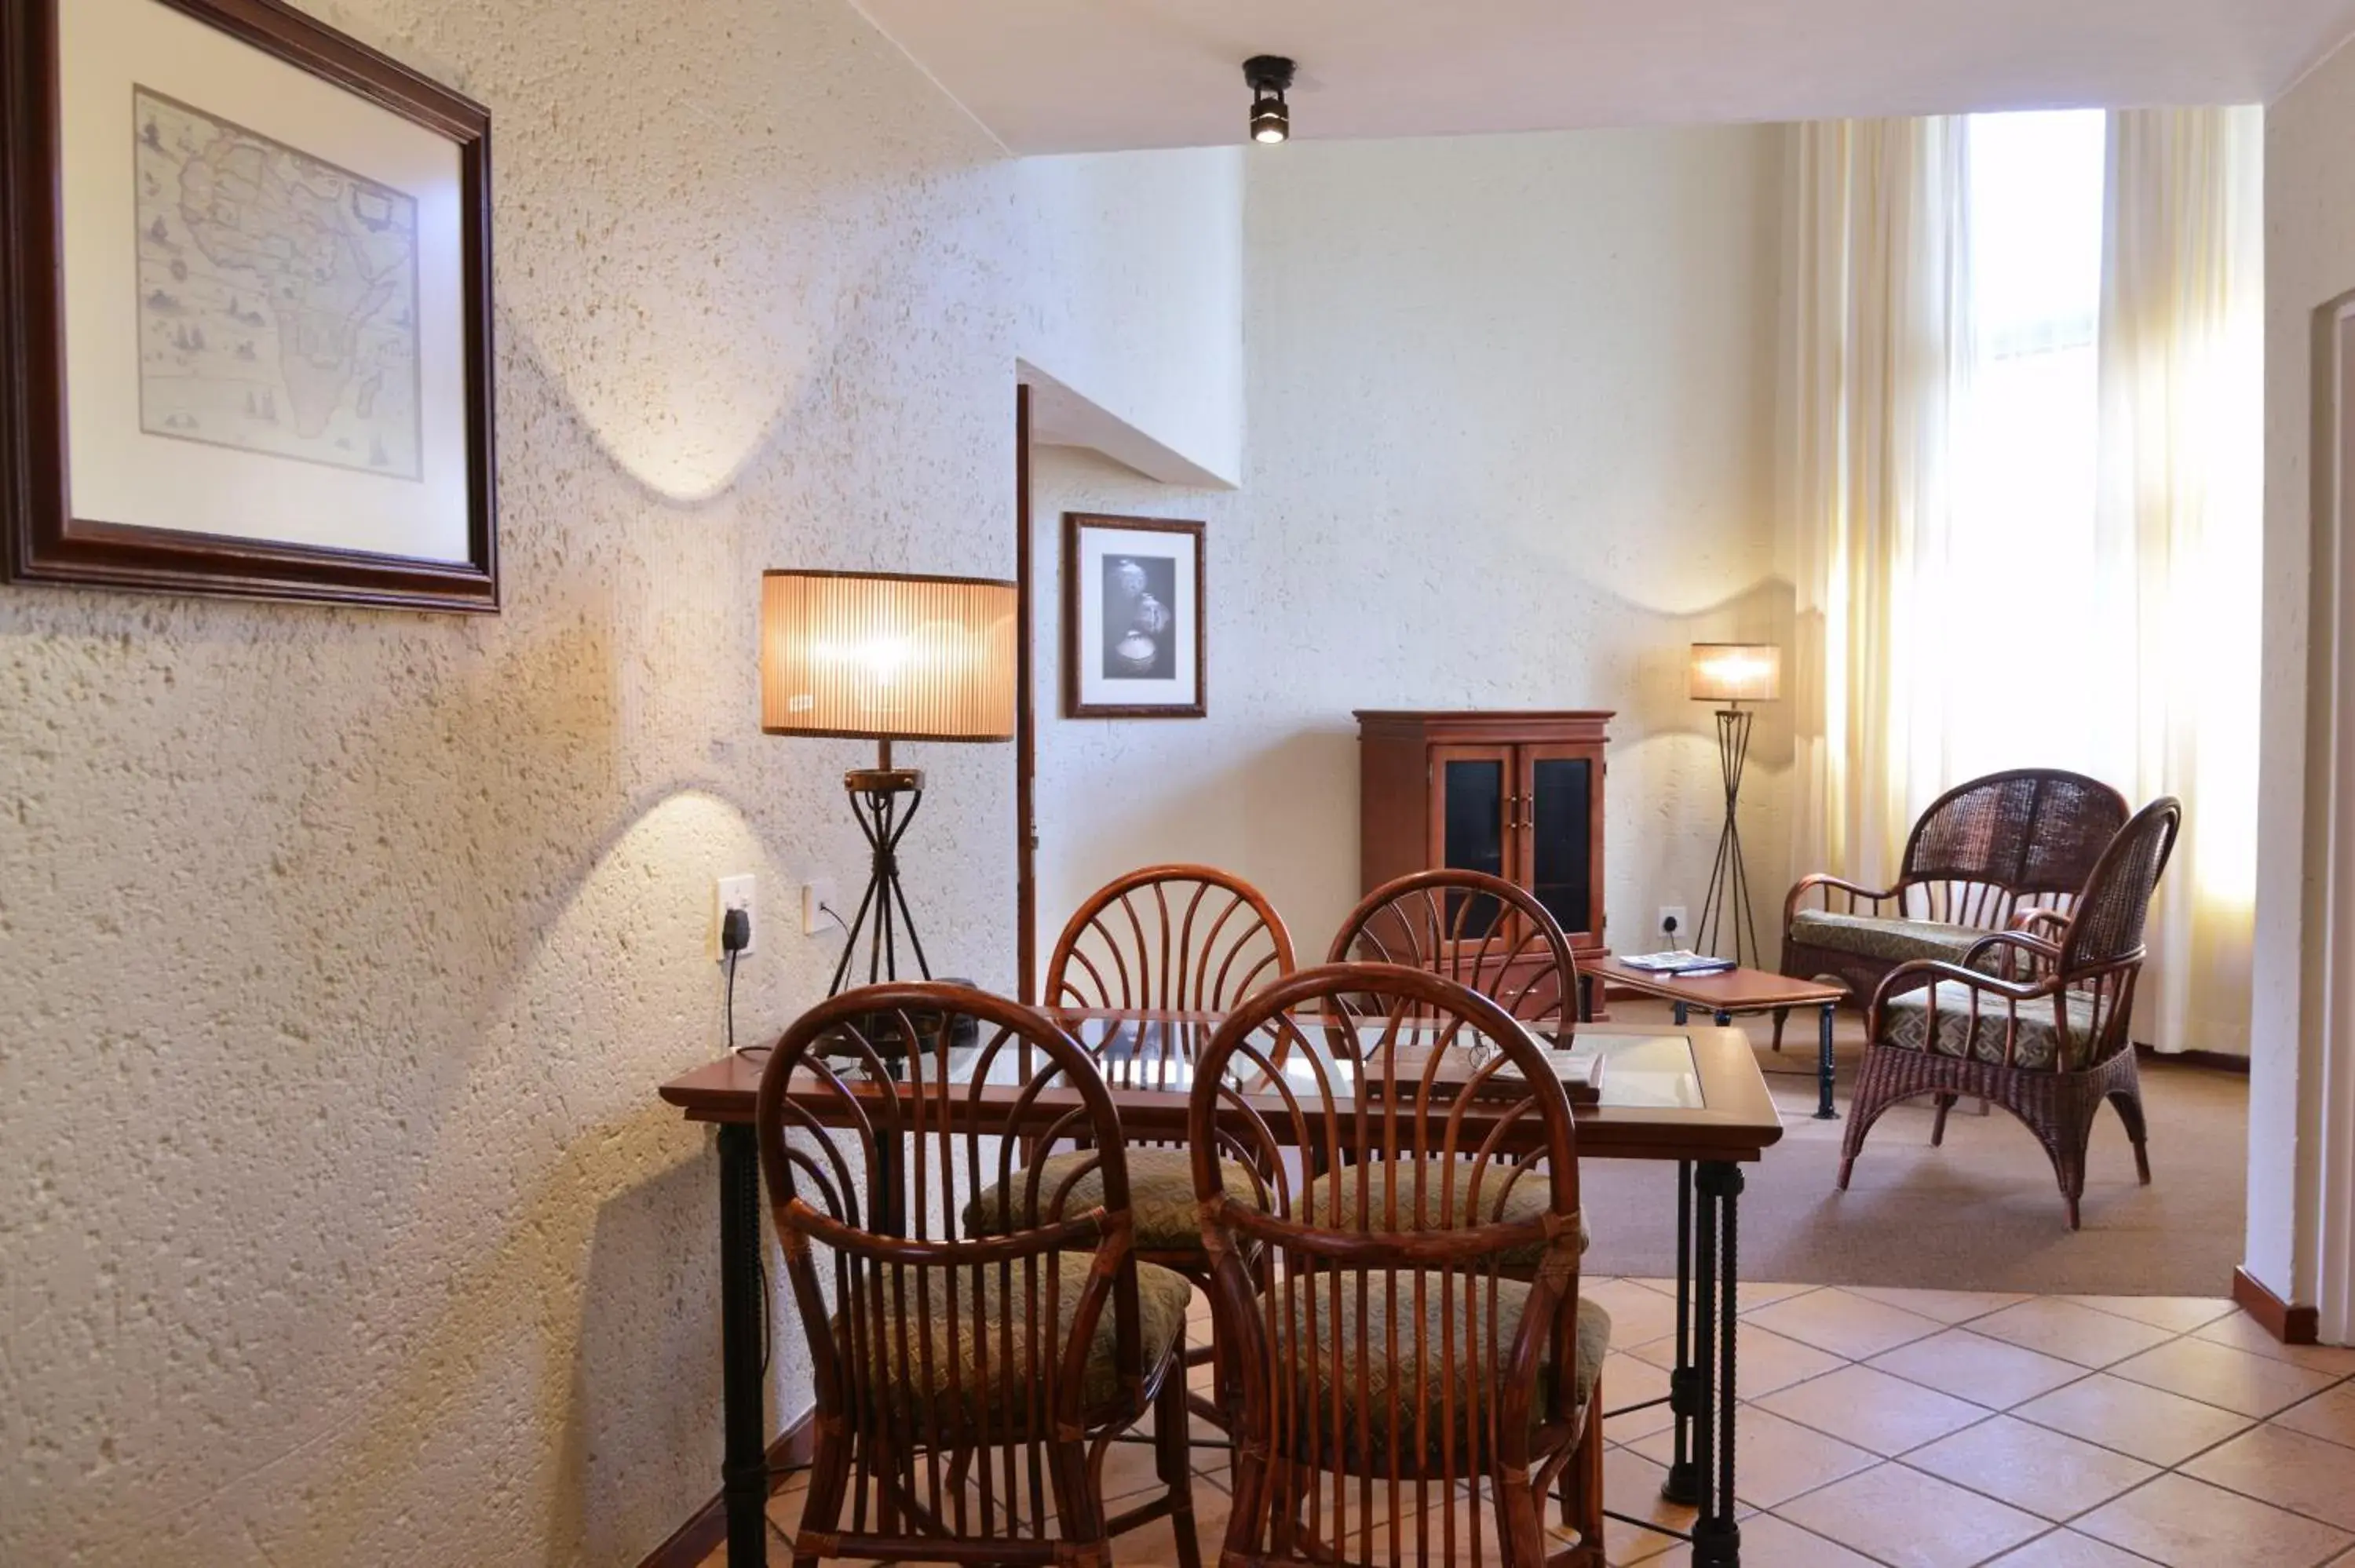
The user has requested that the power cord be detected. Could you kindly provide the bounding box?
[716,903,772,1373]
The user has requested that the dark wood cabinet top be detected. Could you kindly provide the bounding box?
[1355,709,1616,722]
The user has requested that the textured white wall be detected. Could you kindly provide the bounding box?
[2254,41,2350,1321]
[1032,126,1791,968]
[0,0,1027,1561]
[1017,147,1247,485]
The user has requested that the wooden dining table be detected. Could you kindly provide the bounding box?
[659,1007,1784,1568]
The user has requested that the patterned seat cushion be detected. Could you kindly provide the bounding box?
[1297,1159,1590,1269]
[965,1147,1260,1254]
[1880,981,2105,1072]
[1275,1279,1610,1460]
[838,1254,1192,1418]
[1787,909,1988,967]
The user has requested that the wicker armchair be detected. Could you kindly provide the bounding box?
[1835,797,2182,1229]
[1773,768,2128,1048]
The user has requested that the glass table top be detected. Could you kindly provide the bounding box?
[797,1016,1705,1113]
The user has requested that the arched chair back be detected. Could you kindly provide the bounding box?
[1329,868,1580,1037]
[754,983,1196,1565]
[1899,768,2130,926]
[1046,864,1297,1014]
[2059,797,2182,978]
[1186,963,1607,1566]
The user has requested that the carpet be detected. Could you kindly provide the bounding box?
[1577,999,2249,1297]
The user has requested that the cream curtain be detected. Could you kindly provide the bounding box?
[2091,107,2263,1054]
[1784,119,1974,890]
[1783,108,2260,1055]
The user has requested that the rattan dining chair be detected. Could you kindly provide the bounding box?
[1189,962,1610,1567]
[1326,867,1589,1251]
[975,867,1298,1422]
[1031,871,1299,1256]
[1045,863,1298,1015]
[754,983,1200,1568]
[1837,797,2182,1230]
[1328,868,1581,1038]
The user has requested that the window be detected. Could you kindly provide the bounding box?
[1932,110,2109,782]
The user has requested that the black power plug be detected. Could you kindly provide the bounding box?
[721,906,751,1056]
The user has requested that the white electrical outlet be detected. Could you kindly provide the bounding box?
[1659,905,1689,942]
[714,874,756,960]
[802,878,839,937]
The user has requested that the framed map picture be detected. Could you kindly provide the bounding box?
[1063,512,1205,718]
[0,0,497,611]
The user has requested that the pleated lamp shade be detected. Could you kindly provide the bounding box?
[761,570,1018,742]
[1688,643,1782,704]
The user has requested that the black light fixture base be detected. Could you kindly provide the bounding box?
[1243,54,1296,92]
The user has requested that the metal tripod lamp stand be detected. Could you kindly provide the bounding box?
[1689,642,1781,967]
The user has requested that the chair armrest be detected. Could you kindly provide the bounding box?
[1963,929,2064,982]
[1865,957,2055,1036]
[1784,873,1906,928]
[2010,907,2072,938]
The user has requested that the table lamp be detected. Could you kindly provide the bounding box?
[762,570,1017,993]
[1688,643,1782,966]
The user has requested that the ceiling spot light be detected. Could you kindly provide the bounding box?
[1244,55,1294,144]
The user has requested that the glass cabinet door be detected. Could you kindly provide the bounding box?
[1521,745,1600,945]
[1433,746,1512,939]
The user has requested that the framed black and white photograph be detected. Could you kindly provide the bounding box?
[0,0,498,611]
[1063,512,1203,718]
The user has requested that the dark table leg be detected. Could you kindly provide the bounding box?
[1816,1002,1840,1121]
[718,1123,771,1568]
[1579,972,1597,1025]
[1662,1160,1698,1506]
[1672,1001,1689,1026]
[1689,1161,1745,1566]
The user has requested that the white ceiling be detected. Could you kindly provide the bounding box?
[853,0,2355,154]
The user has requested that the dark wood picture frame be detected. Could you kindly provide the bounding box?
[0,0,498,612]
[1062,512,1205,719]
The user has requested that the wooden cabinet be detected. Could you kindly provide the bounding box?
[1356,711,1612,960]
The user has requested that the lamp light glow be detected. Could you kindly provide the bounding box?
[1688,643,1784,706]
[761,571,1017,742]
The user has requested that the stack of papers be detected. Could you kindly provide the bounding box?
[1618,950,1738,975]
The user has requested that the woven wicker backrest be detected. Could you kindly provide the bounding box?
[1901,769,2130,919]
[2061,798,2182,973]
[1188,963,1586,1563]
[1046,863,1298,1013]
[754,983,1141,1548]
[1327,868,1580,1038]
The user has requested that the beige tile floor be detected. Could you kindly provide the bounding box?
[712,1282,2355,1568]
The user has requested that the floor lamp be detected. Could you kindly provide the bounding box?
[1689,643,1781,968]
[761,569,1018,993]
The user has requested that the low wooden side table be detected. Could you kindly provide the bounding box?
[1580,957,1849,1121]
